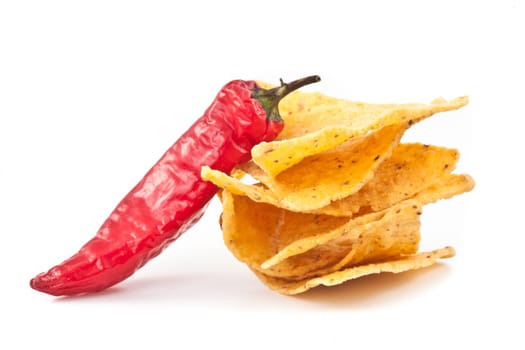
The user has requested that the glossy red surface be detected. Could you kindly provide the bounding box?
[30,80,282,296]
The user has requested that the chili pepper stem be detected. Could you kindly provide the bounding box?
[252,75,321,122]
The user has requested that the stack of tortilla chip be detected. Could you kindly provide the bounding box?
[201,85,474,295]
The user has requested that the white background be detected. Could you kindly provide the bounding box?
[1,0,523,348]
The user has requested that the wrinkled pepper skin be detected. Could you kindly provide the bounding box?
[30,76,320,296]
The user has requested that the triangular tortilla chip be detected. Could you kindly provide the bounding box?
[219,190,349,268]
[240,123,406,211]
[309,143,460,216]
[257,200,422,280]
[251,86,468,177]
[203,143,463,216]
[251,247,455,295]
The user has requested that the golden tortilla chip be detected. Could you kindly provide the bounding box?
[412,173,475,204]
[202,143,463,217]
[240,123,406,211]
[258,200,421,280]
[202,165,279,204]
[251,246,455,295]
[251,88,468,177]
[250,174,473,276]
[310,143,460,216]
[219,190,349,268]
[219,186,423,280]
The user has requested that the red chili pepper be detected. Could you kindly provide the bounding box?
[30,75,320,296]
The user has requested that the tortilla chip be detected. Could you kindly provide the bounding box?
[203,143,462,217]
[258,200,422,280]
[412,174,475,204]
[240,123,406,211]
[251,246,455,295]
[202,165,280,204]
[219,190,349,268]
[310,143,460,216]
[251,88,468,176]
